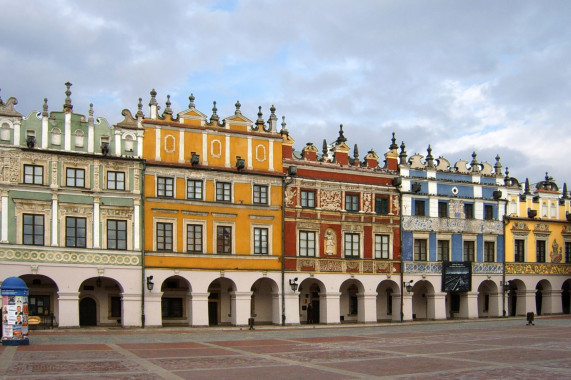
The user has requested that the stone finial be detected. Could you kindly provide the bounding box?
[336,124,347,144]
[494,154,502,175]
[322,139,328,156]
[267,104,277,132]
[63,82,73,111]
[399,141,407,165]
[524,178,531,194]
[426,145,435,168]
[390,132,398,150]
[163,95,173,115]
[88,103,94,124]
[254,106,264,130]
[279,115,288,136]
[188,93,195,109]
[562,183,569,198]
[210,101,219,123]
[42,98,48,117]
[149,89,157,106]
[470,151,480,172]
[354,144,359,160]
[136,97,144,118]
[235,100,241,115]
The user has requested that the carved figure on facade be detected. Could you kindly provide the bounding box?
[550,240,562,263]
[346,261,359,272]
[320,190,341,210]
[324,228,337,255]
[391,195,398,215]
[362,193,372,213]
[284,187,297,207]
[320,259,342,272]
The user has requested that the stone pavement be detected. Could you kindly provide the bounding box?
[1,316,570,379]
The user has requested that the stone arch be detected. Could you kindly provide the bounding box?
[19,274,59,328]
[339,279,364,323]
[207,277,237,326]
[78,276,124,327]
[562,279,571,314]
[507,279,526,316]
[411,280,435,320]
[250,277,279,325]
[161,276,191,326]
[298,278,325,324]
[535,279,552,316]
[376,279,399,322]
[477,280,500,318]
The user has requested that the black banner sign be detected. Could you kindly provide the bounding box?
[442,261,472,292]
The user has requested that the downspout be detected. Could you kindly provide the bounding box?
[502,202,508,318]
[141,160,146,328]
[398,183,404,322]
[281,175,286,326]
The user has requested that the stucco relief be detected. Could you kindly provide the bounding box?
[506,263,571,275]
[0,151,19,183]
[392,196,399,215]
[551,240,562,263]
[320,190,341,210]
[324,228,337,255]
[93,165,101,191]
[362,193,372,213]
[320,259,342,272]
[285,187,297,207]
[402,216,436,231]
[450,199,464,218]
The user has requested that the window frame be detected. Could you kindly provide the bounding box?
[23,214,44,246]
[514,239,525,262]
[464,240,475,261]
[299,230,316,257]
[157,176,174,198]
[156,222,173,251]
[374,234,390,259]
[301,190,316,208]
[484,241,495,262]
[484,204,494,220]
[107,219,127,250]
[414,238,427,261]
[186,179,203,200]
[107,171,126,191]
[437,239,450,261]
[253,227,269,255]
[464,203,474,219]
[565,241,571,263]
[375,196,389,215]
[65,216,87,248]
[216,225,232,254]
[536,240,546,263]
[66,168,85,188]
[438,201,448,218]
[253,184,269,205]
[216,182,232,202]
[23,164,44,185]
[344,233,360,258]
[186,224,203,253]
[414,200,426,216]
[345,193,359,212]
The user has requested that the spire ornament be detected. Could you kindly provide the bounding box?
[390,132,398,150]
[136,98,144,118]
[63,82,73,111]
[42,98,49,117]
[188,93,195,109]
[210,101,219,123]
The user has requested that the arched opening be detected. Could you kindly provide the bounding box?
[161,276,191,326]
[507,279,526,316]
[250,278,279,325]
[477,280,499,318]
[78,277,123,327]
[207,278,236,326]
[298,278,324,324]
[20,274,59,329]
[376,280,399,322]
[535,279,552,316]
[412,280,434,320]
[339,280,363,323]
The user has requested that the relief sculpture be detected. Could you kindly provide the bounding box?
[320,190,341,210]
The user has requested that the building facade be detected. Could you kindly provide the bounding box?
[400,146,507,320]
[0,84,144,328]
[141,92,286,326]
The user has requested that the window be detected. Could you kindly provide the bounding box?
[438,202,448,218]
[156,222,173,251]
[254,227,268,255]
[344,233,360,258]
[345,194,359,212]
[550,204,556,218]
[464,241,475,261]
[157,177,174,198]
[375,234,390,259]
[375,196,389,214]
[66,217,86,248]
[23,214,44,245]
[253,185,268,205]
[66,168,85,188]
[217,226,232,254]
[28,295,50,316]
[464,203,474,219]
[107,220,127,250]
[301,190,316,208]
[414,200,426,216]
[510,199,517,214]
[162,298,183,318]
[23,165,43,185]
[536,240,546,263]
[216,182,231,202]
[299,231,316,257]
[566,242,571,263]
[185,224,203,253]
[437,240,449,261]
[110,297,121,318]
[187,179,203,200]
[414,239,427,261]
[107,171,125,190]
[484,241,495,262]
[484,205,494,220]
[515,239,525,262]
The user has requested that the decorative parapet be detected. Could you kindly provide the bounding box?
[506,263,571,275]
[404,261,442,274]
[0,248,140,266]
[403,216,503,235]
[472,262,503,274]
[296,258,399,274]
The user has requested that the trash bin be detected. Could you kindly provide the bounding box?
[1,277,30,345]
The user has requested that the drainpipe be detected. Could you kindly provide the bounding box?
[141,160,146,328]
[281,168,295,326]
[502,203,508,318]
[396,180,405,322]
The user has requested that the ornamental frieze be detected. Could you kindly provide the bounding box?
[472,262,503,274]
[404,261,443,274]
[346,261,360,272]
[0,152,19,183]
[14,199,51,213]
[505,263,571,275]
[392,196,399,215]
[376,261,391,273]
[0,248,140,266]
[320,190,341,211]
[320,259,342,272]
[100,206,133,219]
[59,204,93,216]
[402,216,502,234]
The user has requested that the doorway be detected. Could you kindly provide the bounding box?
[208,293,219,326]
[79,297,97,326]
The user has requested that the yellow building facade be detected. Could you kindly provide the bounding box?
[504,174,571,317]
[142,92,285,326]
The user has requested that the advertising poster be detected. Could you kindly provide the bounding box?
[441,261,472,292]
[2,295,28,341]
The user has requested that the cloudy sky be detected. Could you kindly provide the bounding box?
[1,0,570,187]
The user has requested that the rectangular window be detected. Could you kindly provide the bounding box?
[157,177,174,198]
[344,233,360,258]
[464,241,475,261]
[253,185,268,205]
[299,231,316,257]
[437,240,449,261]
[254,227,269,255]
[375,196,389,214]
[186,179,203,200]
[156,222,173,251]
[107,220,127,250]
[216,182,231,202]
[161,298,183,318]
[66,168,85,188]
[24,165,43,185]
[484,205,494,220]
[345,194,359,212]
[536,240,546,263]
[186,224,203,253]
[414,239,427,261]
[23,214,44,246]
[217,226,232,254]
[464,203,474,219]
[566,242,571,263]
[301,190,316,208]
[484,241,495,262]
[375,234,390,259]
[107,171,125,190]
[28,295,50,316]
[414,200,426,216]
[110,296,121,318]
[438,202,448,218]
[515,239,525,262]
[66,216,86,248]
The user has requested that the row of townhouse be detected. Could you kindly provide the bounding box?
[0,84,569,328]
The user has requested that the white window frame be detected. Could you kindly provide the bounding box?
[183,219,206,253]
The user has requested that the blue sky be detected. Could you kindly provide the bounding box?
[1,0,570,187]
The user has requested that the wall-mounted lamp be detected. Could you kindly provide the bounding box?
[493,190,502,200]
[403,280,413,293]
[527,208,537,219]
[503,280,511,291]
[411,183,422,193]
[190,152,200,166]
[26,135,36,149]
[146,275,154,291]
[101,142,110,156]
[289,277,299,292]
[288,166,297,176]
[236,156,245,170]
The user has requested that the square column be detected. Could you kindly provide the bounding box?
[428,292,447,320]
[358,293,377,323]
[518,290,536,316]
[121,293,142,327]
[190,292,209,326]
[489,292,502,317]
[321,292,341,324]
[459,292,479,319]
[392,293,413,321]
[57,292,80,327]
[284,293,300,325]
[544,290,562,315]
[231,291,252,326]
[144,292,163,327]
